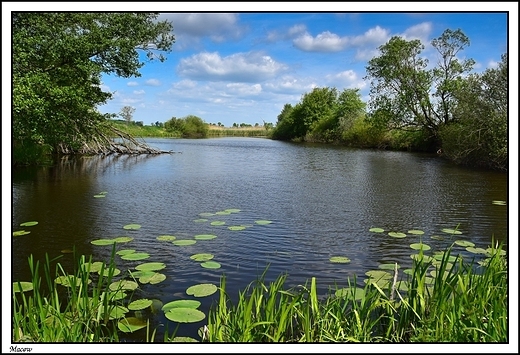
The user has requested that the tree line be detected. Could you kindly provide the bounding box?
[271,29,507,171]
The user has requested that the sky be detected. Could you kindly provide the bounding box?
[3,3,516,128]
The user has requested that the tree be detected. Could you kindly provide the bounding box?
[12,13,174,158]
[120,106,136,124]
[364,29,474,145]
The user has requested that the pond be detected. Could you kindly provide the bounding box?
[11,137,508,341]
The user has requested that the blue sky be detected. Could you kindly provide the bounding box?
[3,3,515,128]
[92,6,513,127]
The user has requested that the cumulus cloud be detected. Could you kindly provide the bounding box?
[177,51,288,82]
[293,31,349,52]
[266,24,307,42]
[325,70,367,90]
[133,90,145,95]
[401,22,433,43]
[127,81,139,87]
[145,79,161,86]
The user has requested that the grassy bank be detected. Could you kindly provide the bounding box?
[12,241,507,343]
[207,126,269,137]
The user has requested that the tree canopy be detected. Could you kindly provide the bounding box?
[12,12,174,159]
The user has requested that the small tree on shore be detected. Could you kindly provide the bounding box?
[120,106,136,125]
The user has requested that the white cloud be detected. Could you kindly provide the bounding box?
[293,31,349,52]
[177,51,288,82]
[133,90,145,95]
[145,79,161,86]
[127,81,139,87]
[325,70,367,90]
[348,26,390,47]
[401,22,433,43]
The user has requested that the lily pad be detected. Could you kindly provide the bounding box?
[190,253,214,262]
[13,230,31,236]
[93,194,106,198]
[173,240,197,246]
[430,235,444,241]
[171,337,198,342]
[135,262,166,271]
[485,248,506,257]
[123,224,141,230]
[388,232,406,238]
[98,268,121,277]
[201,261,221,269]
[140,273,166,285]
[193,219,208,223]
[128,299,153,311]
[442,228,462,235]
[20,221,38,227]
[329,256,351,263]
[224,209,241,213]
[492,200,506,205]
[199,213,214,217]
[162,300,201,312]
[335,287,365,300]
[13,282,34,293]
[365,270,393,280]
[464,247,487,254]
[194,234,217,240]
[215,211,231,215]
[433,253,459,262]
[109,280,138,292]
[369,227,385,233]
[408,230,425,235]
[118,317,147,333]
[255,220,272,225]
[410,254,434,263]
[378,263,400,270]
[454,240,475,247]
[228,226,246,231]
[186,283,218,297]
[107,290,127,301]
[121,252,150,261]
[116,249,136,256]
[114,236,134,243]
[81,261,105,273]
[410,243,431,251]
[90,239,116,246]
[55,275,88,287]
[104,305,129,320]
[129,270,156,279]
[165,308,206,323]
[210,221,226,226]
[157,235,177,241]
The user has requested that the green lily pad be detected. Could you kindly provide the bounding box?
[109,280,138,292]
[329,256,351,263]
[410,243,431,251]
[378,263,400,270]
[121,252,150,261]
[186,283,218,297]
[55,275,88,287]
[408,229,424,235]
[140,273,166,285]
[104,305,129,320]
[492,200,506,205]
[98,268,121,277]
[199,213,214,217]
[403,268,414,276]
[128,299,153,311]
[114,236,134,243]
[13,230,31,236]
[442,228,462,235]
[430,235,444,241]
[162,300,201,312]
[81,261,105,273]
[364,277,391,288]
[454,240,475,247]
[369,227,385,233]
[157,235,176,241]
[123,224,141,230]
[335,287,365,300]
[228,226,246,231]
[93,194,106,198]
[107,290,127,301]
[433,253,459,262]
[13,282,34,293]
[485,248,506,257]
[210,221,226,226]
[135,262,166,271]
[255,220,272,225]
[99,191,108,195]
[365,270,393,280]
[201,261,221,269]
[215,211,231,215]
[410,254,434,263]
[20,221,38,227]
[165,308,206,323]
[129,270,156,279]
[90,239,116,246]
[388,232,406,238]
[464,247,486,254]
[173,240,197,246]
[193,219,208,223]
[224,209,241,213]
[194,234,217,240]
[116,249,136,256]
[171,337,198,342]
[118,317,147,333]
[190,253,214,262]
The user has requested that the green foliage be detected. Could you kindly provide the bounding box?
[12,13,174,162]
[164,115,209,138]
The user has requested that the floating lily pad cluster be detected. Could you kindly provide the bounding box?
[13,221,39,237]
[93,191,108,198]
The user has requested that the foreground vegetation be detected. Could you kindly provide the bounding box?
[13,240,507,343]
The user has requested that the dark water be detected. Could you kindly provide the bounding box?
[11,137,508,341]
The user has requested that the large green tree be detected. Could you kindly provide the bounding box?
[365,29,474,145]
[12,12,174,157]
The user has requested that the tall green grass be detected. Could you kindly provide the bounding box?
[206,242,508,342]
